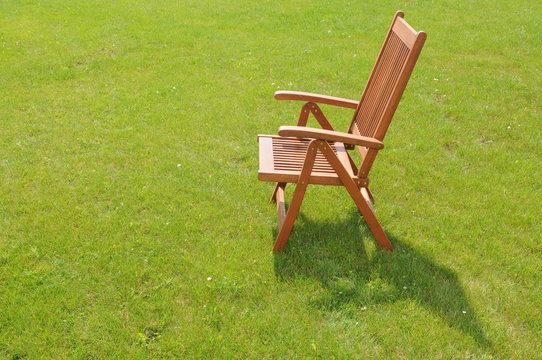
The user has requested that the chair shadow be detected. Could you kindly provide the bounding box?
[273,211,491,348]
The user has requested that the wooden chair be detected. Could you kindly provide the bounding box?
[258,11,426,252]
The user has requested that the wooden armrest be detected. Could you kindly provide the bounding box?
[278,126,384,149]
[274,91,359,109]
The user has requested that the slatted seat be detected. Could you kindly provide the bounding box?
[258,136,353,185]
[258,11,427,252]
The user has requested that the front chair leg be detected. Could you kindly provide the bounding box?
[273,140,318,252]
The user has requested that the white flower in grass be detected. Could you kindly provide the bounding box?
[462,310,467,314]
[207,277,212,281]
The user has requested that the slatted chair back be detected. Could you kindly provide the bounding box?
[349,11,426,178]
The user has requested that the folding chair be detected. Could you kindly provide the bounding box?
[258,11,427,252]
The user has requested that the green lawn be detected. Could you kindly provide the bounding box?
[1,0,541,358]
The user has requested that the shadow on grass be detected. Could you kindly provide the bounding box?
[273,211,491,348]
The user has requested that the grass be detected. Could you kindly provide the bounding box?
[0,0,541,358]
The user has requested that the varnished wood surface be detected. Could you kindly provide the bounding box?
[258,135,352,185]
[277,126,384,149]
[258,11,427,252]
[273,140,318,252]
[274,91,359,109]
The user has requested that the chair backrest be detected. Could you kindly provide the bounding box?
[349,11,426,178]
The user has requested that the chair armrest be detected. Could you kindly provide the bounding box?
[274,91,359,109]
[278,126,384,149]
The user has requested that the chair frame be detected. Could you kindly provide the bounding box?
[258,11,426,252]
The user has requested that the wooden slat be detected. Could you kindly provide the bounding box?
[262,136,348,177]
[258,136,274,173]
[354,31,410,138]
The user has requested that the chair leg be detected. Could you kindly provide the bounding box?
[276,184,286,229]
[366,187,375,204]
[270,182,286,203]
[273,140,318,252]
[350,188,393,251]
[316,141,393,251]
[273,181,309,252]
[360,187,374,210]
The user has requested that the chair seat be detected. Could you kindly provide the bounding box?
[258,135,354,185]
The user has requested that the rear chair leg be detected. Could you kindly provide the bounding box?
[275,185,286,229]
[360,187,374,210]
[270,182,286,203]
[366,187,375,204]
[273,181,308,252]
